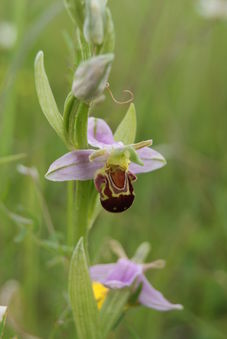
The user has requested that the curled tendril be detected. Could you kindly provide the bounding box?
[106,82,134,105]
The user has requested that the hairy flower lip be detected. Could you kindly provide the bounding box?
[90,258,183,311]
[94,167,136,213]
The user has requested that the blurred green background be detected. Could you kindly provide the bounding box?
[1,0,227,338]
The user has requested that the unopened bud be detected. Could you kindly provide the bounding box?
[84,0,106,45]
[72,53,114,103]
[100,8,115,53]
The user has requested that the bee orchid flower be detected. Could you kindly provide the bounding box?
[90,258,183,311]
[45,117,166,212]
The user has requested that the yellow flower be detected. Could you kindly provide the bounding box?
[92,281,109,310]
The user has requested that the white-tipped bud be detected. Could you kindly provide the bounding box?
[84,0,106,45]
[72,53,114,103]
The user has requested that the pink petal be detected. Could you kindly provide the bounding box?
[139,276,183,311]
[88,117,119,148]
[45,150,106,181]
[103,258,143,289]
[129,147,166,174]
[90,263,116,283]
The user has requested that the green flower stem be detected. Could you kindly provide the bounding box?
[67,181,75,247]
[74,181,94,245]
[73,102,93,246]
[74,101,89,149]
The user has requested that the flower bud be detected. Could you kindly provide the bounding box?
[83,0,106,45]
[100,7,115,53]
[72,53,114,103]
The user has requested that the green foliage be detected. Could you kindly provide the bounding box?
[100,289,130,338]
[63,92,80,148]
[69,238,100,339]
[0,315,6,338]
[34,51,65,143]
[114,103,137,145]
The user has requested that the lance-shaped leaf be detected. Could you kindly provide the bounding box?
[72,53,114,103]
[114,103,137,145]
[69,238,100,339]
[100,289,130,338]
[34,51,65,142]
[63,92,81,147]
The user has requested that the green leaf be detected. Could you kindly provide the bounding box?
[114,103,137,145]
[100,289,130,338]
[63,92,80,148]
[34,51,65,142]
[69,238,100,339]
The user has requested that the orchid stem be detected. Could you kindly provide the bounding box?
[74,101,89,148]
[67,181,74,246]
[73,102,92,246]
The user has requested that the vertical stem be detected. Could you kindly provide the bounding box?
[73,102,91,245]
[74,181,94,242]
[67,181,74,246]
[74,101,89,149]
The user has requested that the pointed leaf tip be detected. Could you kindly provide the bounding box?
[114,103,137,145]
[34,50,65,143]
[34,50,44,64]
